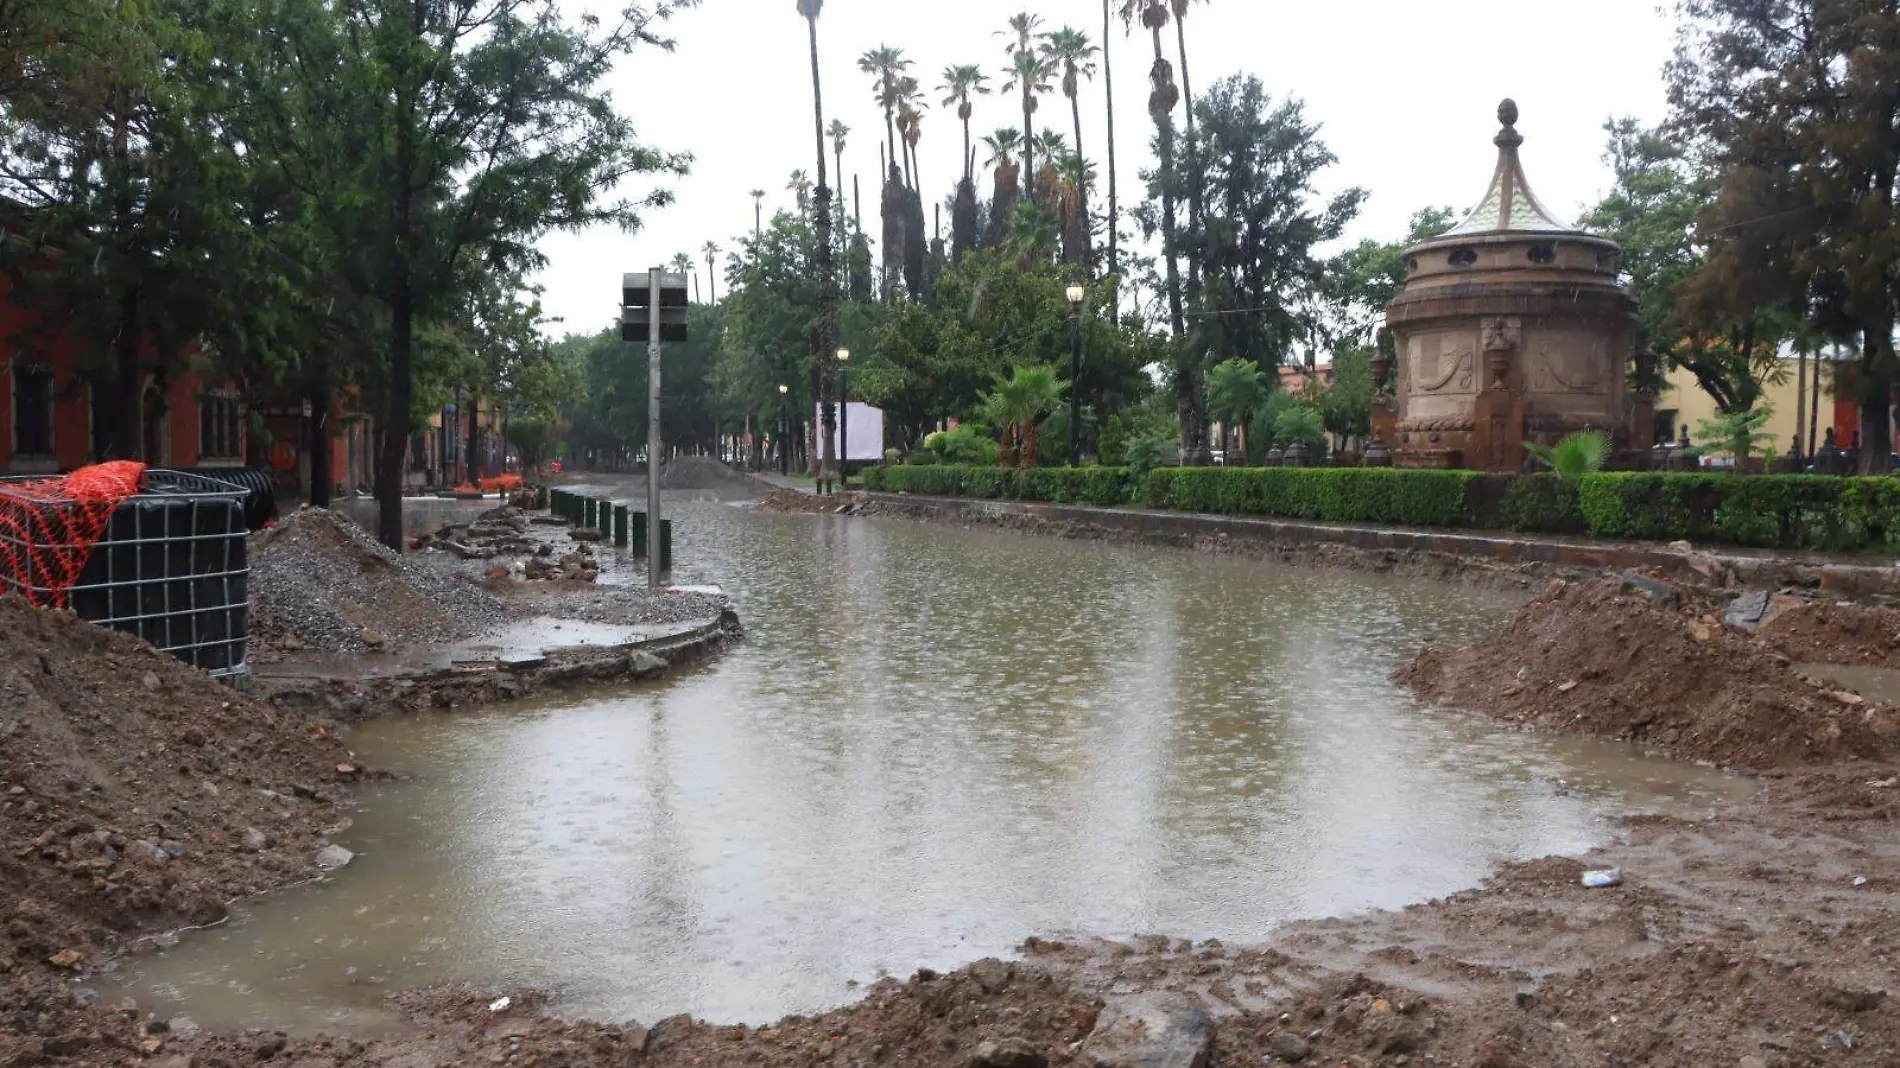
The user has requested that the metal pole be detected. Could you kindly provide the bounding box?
[1069,302,1083,467]
[646,267,663,591]
[839,367,849,488]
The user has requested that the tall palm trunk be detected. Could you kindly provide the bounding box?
[806,13,838,485]
[1068,88,1091,272]
[1175,11,1203,296]
[705,252,717,303]
[1103,0,1119,315]
[1022,92,1035,204]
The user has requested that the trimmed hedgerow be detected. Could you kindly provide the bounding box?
[862,464,1900,552]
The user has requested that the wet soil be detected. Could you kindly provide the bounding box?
[0,595,360,1060]
[1758,595,1900,668]
[1401,576,1900,770]
[756,487,860,515]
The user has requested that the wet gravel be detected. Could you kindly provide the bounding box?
[250,507,506,656]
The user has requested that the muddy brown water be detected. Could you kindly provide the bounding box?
[123,495,1748,1032]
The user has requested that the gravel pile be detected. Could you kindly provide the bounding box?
[250,506,505,656]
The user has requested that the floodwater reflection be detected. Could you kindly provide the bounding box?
[124,498,1747,1031]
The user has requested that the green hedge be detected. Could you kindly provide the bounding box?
[1141,467,1483,526]
[860,464,1900,552]
[861,465,1131,507]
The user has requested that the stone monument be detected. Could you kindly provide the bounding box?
[1379,100,1642,471]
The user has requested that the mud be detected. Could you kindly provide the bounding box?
[1400,576,1900,769]
[756,487,861,515]
[1758,595,1900,668]
[0,595,359,1056]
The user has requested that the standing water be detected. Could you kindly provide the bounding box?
[125,496,1745,1031]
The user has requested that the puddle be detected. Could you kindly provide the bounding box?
[125,496,1751,1032]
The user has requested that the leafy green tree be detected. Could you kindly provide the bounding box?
[254,0,692,547]
[1326,207,1457,347]
[1669,0,1900,469]
[1204,356,1265,460]
[1317,347,1374,442]
[1272,404,1325,451]
[1695,406,1775,464]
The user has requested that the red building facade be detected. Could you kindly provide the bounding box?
[0,267,243,474]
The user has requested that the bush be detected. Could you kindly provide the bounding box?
[1500,473,1584,533]
[868,463,1900,553]
[1141,467,1479,526]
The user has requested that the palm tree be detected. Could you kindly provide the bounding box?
[895,75,927,188]
[939,65,991,183]
[859,44,912,302]
[788,169,812,212]
[941,64,991,259]
[828,119,851,286]
[672,252,697,303]
[981,364,1068,470]
[750,189,767,238]
[1101,0,1120,314]
[702,241,721,304]
[1001,13,1046,196]
[981,127,1024,248]
[798,0,839,489]
[1170,0,1206,299]
[1003,50,1055,203]
[1041,27,1098,271]
[857,45,910,172]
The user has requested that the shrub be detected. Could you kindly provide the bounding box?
[1098,415,1129,467]
[923,424,1000,466]
[1125,437,1166,493]
[1501,473,1584,533]
[1142,467,1479,526]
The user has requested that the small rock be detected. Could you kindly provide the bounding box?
[1268,1033,1311,1063]
[1831,1030,1856,1050]
[1581,868,1623,889]
[241,827,271,852]
[140,672,160,692]
[1851,875,1869,887]
[1078,993,1212,1068]
[970,1039,1047,1068]
[335,763,359,777]
[129,840,169,866]
[314,844,354,870]
[159,839,187,859]
[1737,1056,1768,1068]
[1723,590,1771,629]
[254,1033,286,1059]
[47,948,82,969]
[627,651,669,679]
[1556,680,1579,694]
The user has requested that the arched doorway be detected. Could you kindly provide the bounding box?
[141,384,167,465]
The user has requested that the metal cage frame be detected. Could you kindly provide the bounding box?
[0,469,251,679]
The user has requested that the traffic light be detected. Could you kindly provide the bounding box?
[621,270,690,343]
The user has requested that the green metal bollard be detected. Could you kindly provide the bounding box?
[614,505,629,547]
[660,518,672,570]
[597,499,613,536]
[585,498,597,528]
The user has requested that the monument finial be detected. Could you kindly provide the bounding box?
[1498,98,1518,128]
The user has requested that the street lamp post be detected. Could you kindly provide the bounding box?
[1066,284,1085,467]
[778,384,791,476]
[837,348,850,489]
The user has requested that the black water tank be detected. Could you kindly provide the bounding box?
[175,466,279,531]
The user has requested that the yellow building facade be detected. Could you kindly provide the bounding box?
[1656,351,1853,455]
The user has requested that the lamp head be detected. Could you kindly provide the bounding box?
[1066,284,1086,305]
[778,384,789,395]
[837,348,850,362]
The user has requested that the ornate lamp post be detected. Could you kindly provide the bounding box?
[777,383,791,476]
[1066,284,1085,467]
[836,348,851,488]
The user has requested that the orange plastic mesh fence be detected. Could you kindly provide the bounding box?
[0,461,148,608]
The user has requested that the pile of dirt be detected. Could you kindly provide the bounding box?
[0,595,359,1028]
[757,488,861,515]
[1399,576,1900,768]
[248,506,505,658]
[1759,596,1900,667]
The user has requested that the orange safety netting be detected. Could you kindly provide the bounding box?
[0,461,147,608]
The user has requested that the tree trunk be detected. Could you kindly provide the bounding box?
[1103,0,1119,317]
[1810,346,1823,457]
[379,30,418,551]
[807,15,837,486]
[1860,318,1895,474]
[1070,90,1091,273]
[1794,339,1808,458]
[466,392,481,482]
[1023,94,1036,203]
[115,288,142,461]
[1020,420,1039,470]
[1175,14,1203,297]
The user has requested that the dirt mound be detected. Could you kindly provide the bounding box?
[249,506,504,658]
[757,488,860,515]
[1399,576,1900,768]
[0,595,357,1018]
[1759,596,1900,667]
[661,455,757,495]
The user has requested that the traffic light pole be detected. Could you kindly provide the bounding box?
[646,267,663,592]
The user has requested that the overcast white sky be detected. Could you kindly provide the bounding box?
[533,0,1679,335]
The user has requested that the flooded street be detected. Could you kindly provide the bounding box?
[125,497,1746,1032]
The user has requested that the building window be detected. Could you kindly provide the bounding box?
[11,363,53,456]
[199,392,242,461]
